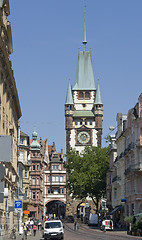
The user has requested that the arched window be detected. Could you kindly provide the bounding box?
[85,92,90,99]
[79,92,83,99]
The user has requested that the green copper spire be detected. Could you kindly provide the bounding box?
[72,9,95,91]
[30,130,40,150]
[65,79,73,104]
[95,79,103,104]
[72,51,95,90]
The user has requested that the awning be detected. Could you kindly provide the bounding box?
[109,206,121,215]
[134,213,142,217]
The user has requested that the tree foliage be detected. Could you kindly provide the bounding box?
[65,146,109,211]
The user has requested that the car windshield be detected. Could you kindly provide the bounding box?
[45,222,61,229]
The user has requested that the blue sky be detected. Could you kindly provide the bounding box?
[9,0,142,153]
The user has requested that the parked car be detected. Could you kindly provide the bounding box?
[100,219,113,231]
[42,220,64,240]
[88,214,98,226]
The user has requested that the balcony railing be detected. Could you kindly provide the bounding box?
[112,176,121,183]
[124,142,135,155]
[125,164,142,175]
[46,181,66,186]
[119,152,124,159]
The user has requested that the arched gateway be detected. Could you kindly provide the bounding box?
[45,200,66,219]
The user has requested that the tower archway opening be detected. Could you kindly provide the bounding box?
[45,200,66,219]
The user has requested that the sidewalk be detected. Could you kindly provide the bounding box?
[3,229,42,240]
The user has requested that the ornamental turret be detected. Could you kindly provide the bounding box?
[30,131,41,151]
[94,80,103,145]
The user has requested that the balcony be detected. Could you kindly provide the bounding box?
[124,142,135,155]
[31,185,43,191]
[46,181,66,186]
[112,176,121,183]
[125,164,142,176]
[119,152,124,159]
[29,170,42,176]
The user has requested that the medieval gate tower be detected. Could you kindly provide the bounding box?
[65,12,103,155]
[65,12,103,215]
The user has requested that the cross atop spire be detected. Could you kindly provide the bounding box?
[82,6,87,51]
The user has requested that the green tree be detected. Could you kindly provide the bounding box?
[65,146,109,212]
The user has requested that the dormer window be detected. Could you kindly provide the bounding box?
[85,92,90,99]
[79,92,83,99]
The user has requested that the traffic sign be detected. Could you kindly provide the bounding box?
[14,200,22,209]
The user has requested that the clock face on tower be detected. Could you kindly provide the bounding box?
[77,131,90,144]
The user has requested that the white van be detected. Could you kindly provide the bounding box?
[42,220,64,240]
[88,214,98,226]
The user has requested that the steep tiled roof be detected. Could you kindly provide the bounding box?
[20,131,29,137]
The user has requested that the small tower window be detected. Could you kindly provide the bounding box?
[85,92,90,99]
[79,92,83,99]
[82,104,86,108]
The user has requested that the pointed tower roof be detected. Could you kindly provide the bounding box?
[30,130,40,150]
[65,79,73,104]
[72,10,95,91]
[72,51,95,90]
[95,80,103,104]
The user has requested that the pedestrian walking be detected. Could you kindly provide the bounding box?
[74,219,77,231]
[23,223,28,239]
[33,224,37,236]
[27,222,31,235]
